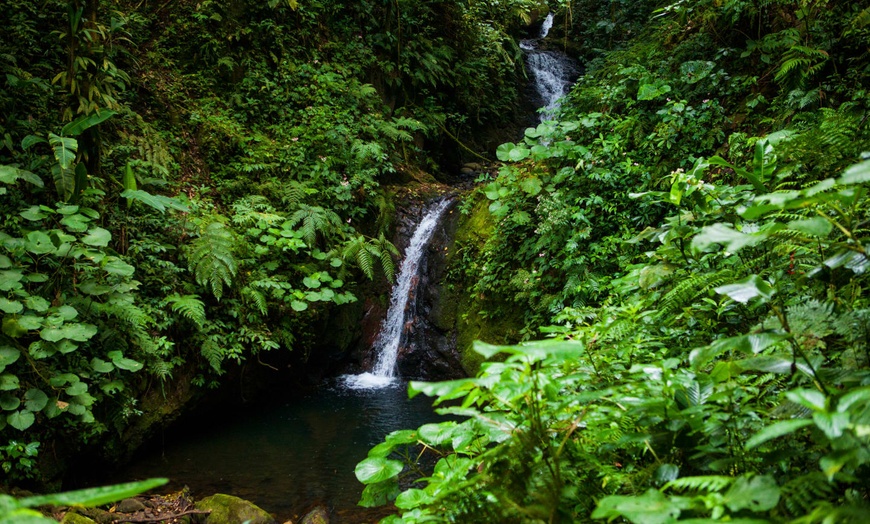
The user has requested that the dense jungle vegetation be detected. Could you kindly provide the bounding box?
[354,0,870,522]
[2,0,870,522]
[0,0,533,485]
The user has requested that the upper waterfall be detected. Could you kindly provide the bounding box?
[521,12,578,121]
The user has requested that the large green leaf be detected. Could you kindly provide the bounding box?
[354,457,404,484]
[7,410,35,430]
[592,489,680,524]
[48,133,77,200]
[714,275,774,303]
[20,478,168,508]
[82,227,111,247]
[108,350,143,372]
[723,475,780,512]
[60,110,117,137]
[120,189,190,213]
[745,419,813,450]
[24,388,48,412]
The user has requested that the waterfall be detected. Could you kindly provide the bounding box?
[521,13,578,121]
[342,199,452,389]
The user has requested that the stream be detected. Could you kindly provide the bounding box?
[112,381,440,522]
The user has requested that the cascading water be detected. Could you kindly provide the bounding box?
[521,13,579,121]
[342,199,452,389]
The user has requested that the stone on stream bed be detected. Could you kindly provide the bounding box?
[194,494,275,524]
[299,505,329,524]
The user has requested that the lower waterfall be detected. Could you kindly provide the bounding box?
[342,199,453,389]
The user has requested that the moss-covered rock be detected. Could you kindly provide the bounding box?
[194,494,275,524]
[61,512,96,524]
[436,194,525,375]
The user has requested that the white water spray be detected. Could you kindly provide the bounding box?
[521,12,578,121]
[342,199,452,389]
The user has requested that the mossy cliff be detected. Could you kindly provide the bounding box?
[427,193,526,376]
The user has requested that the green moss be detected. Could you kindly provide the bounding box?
[439,193,524,375]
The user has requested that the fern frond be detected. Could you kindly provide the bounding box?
[780,472,835,517]
[657,269,734,318]
[188,221,238,301]
[243,286,268,316]
[287,204,343,247]
[165,294,206,329]
[201,337,224,373]
[663,475,733,493]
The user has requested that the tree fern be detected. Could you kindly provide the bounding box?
[164,294,206,329]
[188,221,238,301]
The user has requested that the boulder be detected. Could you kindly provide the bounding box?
[194,494,275,524]
[300,505,329,524]
[116,497,146,513]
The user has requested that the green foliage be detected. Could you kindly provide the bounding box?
[0,478,167,524]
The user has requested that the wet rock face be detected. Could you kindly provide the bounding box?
[394,199,465,381]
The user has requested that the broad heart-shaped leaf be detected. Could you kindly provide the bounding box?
[723,475,780,512]
[108,350,143,372]
[0,347,21,371]
[507,145,530,162]
[0,298,23,314]
[592,488,680,524]
[354,457,404,484]
[496,142,517,162]
[102,257,135,277]
[637,82,671,101]
[91,357,115,373]
[715,275,774,304]
[20,478,168,508]
[394,488,435,510]
[60,110,116,137]
[7,410,35,430]
[519,176,543,195]
[290,300,308,312]
[40,323,97,343]
[745,419,814,450]
[0,373,20,390]
[25,230,56,255]
[24,388,49,412]
[0,393,21,410]
[82,227,111,247]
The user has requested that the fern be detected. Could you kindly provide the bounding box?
[780,472,836,517]
[201,336,224,373]
[341,234,399,282]
[663,475,734,493]
[188,221,238,301]
[164,294,206,329]
[286,204,343,247]
[242,286,268,316]
[657,268,735,318]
